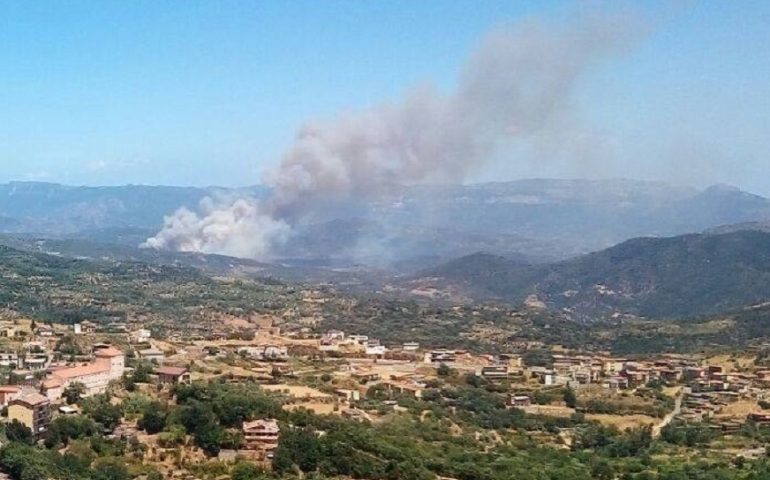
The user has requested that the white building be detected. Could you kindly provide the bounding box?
[132,329,152,343]
[365,345,386,356]
[137,348,165,363]
[42,347,125,402]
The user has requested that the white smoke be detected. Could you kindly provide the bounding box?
[144,11,641,259]
[142,197,290,259]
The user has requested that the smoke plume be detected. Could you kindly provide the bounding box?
[144,11,640,259]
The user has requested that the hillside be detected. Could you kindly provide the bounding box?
[5,238,770,356]
[413,230,770,320]
[0,244,302,330]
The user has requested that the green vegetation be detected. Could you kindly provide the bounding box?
[422,230,770,320]
[0,245,302,332]
[0,376,769,479]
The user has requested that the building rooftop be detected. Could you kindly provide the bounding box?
[49,362,109,380]
[243,419,279,433]
[94,346,123,358]
[12,392,49,407]
[42,377,63,389]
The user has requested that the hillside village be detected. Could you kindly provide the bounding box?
[2,304,770,479]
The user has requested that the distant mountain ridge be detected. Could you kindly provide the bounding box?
[413,230,770,321]
[0,181,267,236]
[1,179,769,268]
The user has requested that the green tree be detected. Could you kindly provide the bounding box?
[563,386,577,408]
[232,461,268,480]
[63,382,86,405]
[5,420,34,445]
[273,427,321,474]
[92,457,130,480]
[82,395,123,432]
[138,402,167,434]
[44,415,98,448]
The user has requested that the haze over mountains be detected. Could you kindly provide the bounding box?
[2,178,770,321]
[1,179,769,270]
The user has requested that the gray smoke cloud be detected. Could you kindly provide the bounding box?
[143,10,641,259]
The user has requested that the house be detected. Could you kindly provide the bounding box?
[402,342,420,352]
[351,371,380,383]
[78,321,97,334]
[0,386,21,406]
[659,369,682,383]
[9,392,51,436]
[603,376,630,390]
[429,350,456,363]
[132,329,152,343]
[335,389,361,402]
[341,408,372,422]
[382,381,424,399]
[748,412,770,426]
[237,345,289,361]
[683,367,707,381]
[23,354,48,371]
[10,369,35,385]
[324,330,345,342]
[58,405,79,415]
[365,344,386,356]
[530,368,564,386]
[622,368,650,387]
[707,365,724,376]
[137,348,165,363]
[41,346,125,402]
[348,335,369,344]
[0,352,19,368]
[156,366,191,385]
[262,345,289,361]
[36,324,54,337]
[243,419,280,453]
[572,369,594,385]
[602,358,627,375]
[508,394,532,407]
[480,366,509,381]
[0,326,17,338]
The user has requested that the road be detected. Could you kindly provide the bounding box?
[653,389,684,438]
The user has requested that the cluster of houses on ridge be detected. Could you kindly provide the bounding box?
[317,330,770,431]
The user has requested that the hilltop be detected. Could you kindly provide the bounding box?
[412,230,770,320]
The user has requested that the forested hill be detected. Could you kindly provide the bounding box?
[0,245,299,326]
[415,230,770,320]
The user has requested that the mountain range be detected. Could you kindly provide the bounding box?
[2,178,770,322]
[411,229,770,321]
[1,179,769,269]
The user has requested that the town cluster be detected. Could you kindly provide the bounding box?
[1,313,770,472]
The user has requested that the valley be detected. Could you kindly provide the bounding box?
[1,179,770,480]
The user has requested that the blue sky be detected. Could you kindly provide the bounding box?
[0,1,768,194]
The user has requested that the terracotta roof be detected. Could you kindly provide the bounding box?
[0,386,20,393]
[94,346,123,358]
[12,392,49,407]
[42,377,63,389]
[243,419,279,433]
[49,362,109,380]
[156,366,188,377]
